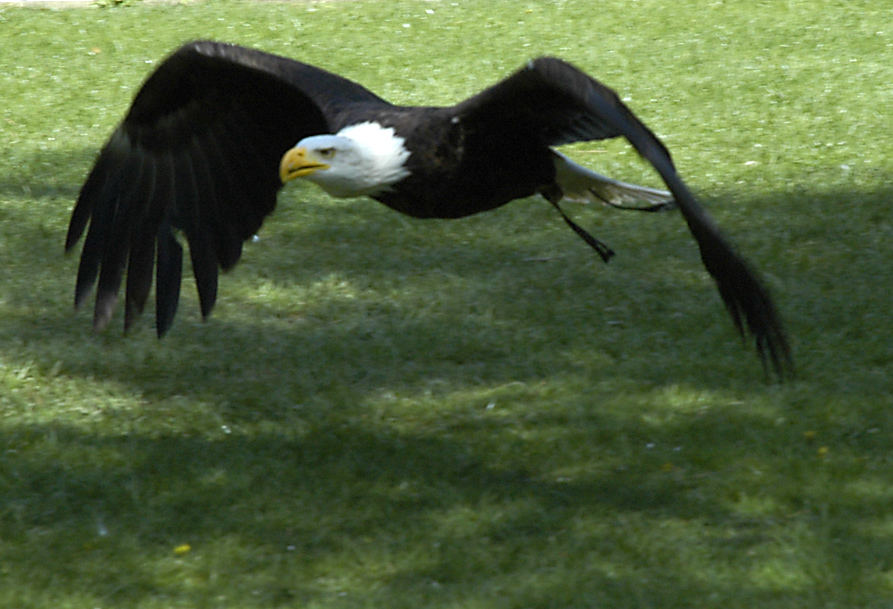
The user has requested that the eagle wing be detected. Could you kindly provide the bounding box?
[66,41,384,335]
[454,58,791,377]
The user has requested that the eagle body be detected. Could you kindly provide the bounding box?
[284,104,561,220]
[66,41,791,377]
[372,111,556,219]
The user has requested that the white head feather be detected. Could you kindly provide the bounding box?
[283,121,411,198]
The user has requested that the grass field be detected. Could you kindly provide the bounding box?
[1,1,890,607]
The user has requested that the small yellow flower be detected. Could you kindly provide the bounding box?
[173,543,192,555]
[817,446,829,457]
[803,430,817,441]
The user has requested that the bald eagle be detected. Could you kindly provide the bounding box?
[66,41,791,377]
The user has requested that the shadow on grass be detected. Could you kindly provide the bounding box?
[2,150,892,605]
[2,402,889,606]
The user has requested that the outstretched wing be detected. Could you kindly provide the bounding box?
[66,41,385,335]
[455,57,791,377]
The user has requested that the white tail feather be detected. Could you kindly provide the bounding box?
[552,151,672,207]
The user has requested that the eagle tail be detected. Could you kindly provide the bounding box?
[551,151,675,211]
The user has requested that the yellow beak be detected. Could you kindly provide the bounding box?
[279,147,330,183]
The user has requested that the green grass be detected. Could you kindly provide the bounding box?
[1,0,890,607]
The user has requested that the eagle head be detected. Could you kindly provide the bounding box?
[280,121,411,198]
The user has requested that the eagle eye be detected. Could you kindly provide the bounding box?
[318,147,336,159]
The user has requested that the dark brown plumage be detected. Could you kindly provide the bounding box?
[66,41,791,377]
